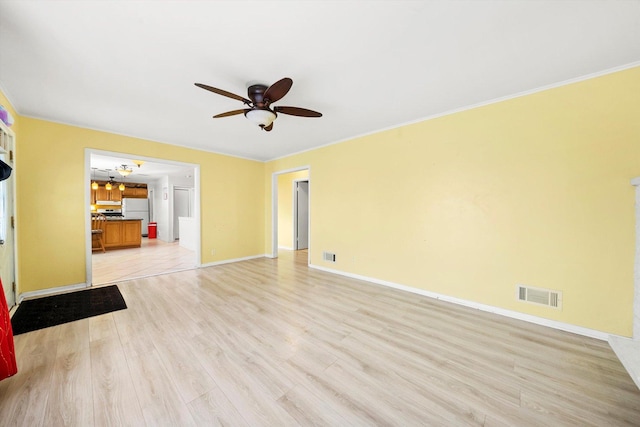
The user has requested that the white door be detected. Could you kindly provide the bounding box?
[148,188,154,222]
[173,187,191,240]
[295,180,309,250]
[0,136,16,307]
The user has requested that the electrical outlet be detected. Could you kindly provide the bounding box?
[211,249,216,255]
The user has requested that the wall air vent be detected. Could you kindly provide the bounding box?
[517,285,562,309]
[323,251,336,262]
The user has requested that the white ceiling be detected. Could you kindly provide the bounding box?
[1,1,639,162]
[90,153,194,184]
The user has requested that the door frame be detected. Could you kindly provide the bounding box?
[172,186,192,240]
[293,179,309,250]
[271,166,310,261]
[0,122,17,307]
[632,176,640,339]
[85,148,201,285]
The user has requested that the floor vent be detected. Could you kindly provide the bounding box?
[323,251,336,262]
[517,285,562,309]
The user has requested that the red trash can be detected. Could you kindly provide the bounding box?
[147,222,157,239]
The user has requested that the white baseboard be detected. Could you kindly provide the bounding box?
[309,264,610,341]
[200,254,267,268]
[18,282,89,303]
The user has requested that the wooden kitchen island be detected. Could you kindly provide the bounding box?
[94,218,142,250]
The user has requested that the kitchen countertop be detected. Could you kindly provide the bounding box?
[105,217,143,221]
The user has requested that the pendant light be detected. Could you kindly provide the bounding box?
[105,175,115,191]
[91,168,99,190]
[119,182,125,191]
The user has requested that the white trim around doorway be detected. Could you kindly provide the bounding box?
[607,176,640,390]
[293,178,309,251]
[271,166,310,264]
[84,148,202,286]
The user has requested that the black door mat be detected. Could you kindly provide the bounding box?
[10,285,127,335]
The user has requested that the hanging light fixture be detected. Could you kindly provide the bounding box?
[132,160,145,168]
[105,175,116,191]
[116,164,133,177]
[119,172,127,191]
[245,109,277,128]
[91,168,99,190]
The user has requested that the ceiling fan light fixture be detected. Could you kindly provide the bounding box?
[245,109,276,128]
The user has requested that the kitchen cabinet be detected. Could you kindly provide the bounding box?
[111,187,122,202]
[101,219,142,249]
[95,184,123,202]
[91,180,146,203]
[134,187,148,198]
[123,186,148,198]
[122,220,141,246]
[96,185,109,201]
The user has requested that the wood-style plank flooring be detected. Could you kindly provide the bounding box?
[3,250,640,425]
[92,237,196,285]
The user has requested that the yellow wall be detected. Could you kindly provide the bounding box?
[14,116,265,294]
[3,66,639,336]
[278,170,309,249]
[266,67,640,336]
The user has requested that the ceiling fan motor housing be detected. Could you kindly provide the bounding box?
[248,84,269,107]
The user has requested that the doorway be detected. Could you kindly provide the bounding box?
[86,149,201,286]
[173,186,193,240]
[271,166,310,260]
[633,176,640,339]
[294,180,309,250]
[0,127,16,307]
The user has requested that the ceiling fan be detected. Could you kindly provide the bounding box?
[194,77,322,132]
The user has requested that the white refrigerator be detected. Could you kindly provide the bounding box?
[122,198,150,237]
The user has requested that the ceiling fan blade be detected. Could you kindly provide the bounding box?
[263,123,273,132]
[274,106,322,118]
[263,77,293,104]
[212,109,250,118]
[195,83,252,105]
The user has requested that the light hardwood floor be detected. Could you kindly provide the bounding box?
[3,250,640,425]
[91,237,196,285]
